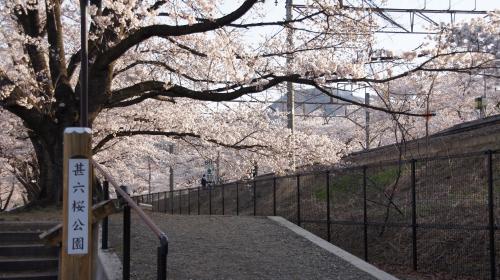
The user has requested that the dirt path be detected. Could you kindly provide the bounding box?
[108,213,378,280]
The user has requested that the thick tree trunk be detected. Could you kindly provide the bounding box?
[30,125,65,204]
[17,64,110,205]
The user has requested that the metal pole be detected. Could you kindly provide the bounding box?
[163,192,167,213]
[179,190,182,215]
[123,195,131,280]
[152,192,156,212]
[156,192,160,212]
[236,182,239,216]
[222,184,225,215]
[169,144,174,192]
[188,189,191,215]
[209,187,212,215]
[273,178,277,216]
[365,90,370,150]
[326,171,331,242]
[487,151,497,280]
[157,236,168,280]
[79,0,89,127]
[411,160,418,271]
[363,166,368,262]
[170,190,174,215]
[286,0,294,132]
[297,175,301,226]
[286,0,295,170]
[101,181,109,249]
[197,187,200,215]
[253,180,257,216]
[216,151,220,185]
[148,158,152,195]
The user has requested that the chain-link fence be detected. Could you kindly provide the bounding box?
[135,150,500,279]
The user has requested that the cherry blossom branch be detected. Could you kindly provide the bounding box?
[45,0,69,86]
[107,75,290,107]
[166,38,208,58]
[13,4,52,94]
[307,81,434,117]
[95,0,259,69]
[67,50,81,80]
[0,73,43,128]
[113,60,223,83]
[158,10,326,29]
[108,49,496,116]
[93,130,266,154]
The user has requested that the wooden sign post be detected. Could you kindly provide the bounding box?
[61,127,93,279]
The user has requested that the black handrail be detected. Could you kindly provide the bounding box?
[93,159,169,280]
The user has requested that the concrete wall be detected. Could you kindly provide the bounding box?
[345,114,500,166]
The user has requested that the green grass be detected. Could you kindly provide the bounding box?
[313,167,401,201]
[368,167,401,188]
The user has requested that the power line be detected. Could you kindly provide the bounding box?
[293,1,490,34]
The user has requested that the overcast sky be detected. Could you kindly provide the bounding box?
[222,0,499,51]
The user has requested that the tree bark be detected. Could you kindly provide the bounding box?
[29,124,65,204]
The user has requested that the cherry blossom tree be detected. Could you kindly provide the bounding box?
[0,0,498,204]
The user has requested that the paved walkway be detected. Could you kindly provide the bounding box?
[108,213,393,279]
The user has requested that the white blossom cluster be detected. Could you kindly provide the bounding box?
[0,1,498,204]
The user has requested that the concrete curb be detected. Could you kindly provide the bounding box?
[98,248,122,280]
[139,203,152,211]
[268,216,399,280]
[97,226,122,280]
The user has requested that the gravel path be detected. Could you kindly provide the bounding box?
[108,213,378,280]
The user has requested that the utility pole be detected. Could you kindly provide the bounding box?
[286,0,296,170]
[148,157,152,194]
[216,151,220,185]
[365,90,370,150]
[80,0,89,127]
[169,144,174,192]
[286,0,294,132]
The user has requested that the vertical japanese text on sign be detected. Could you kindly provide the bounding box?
[67,158,89,254]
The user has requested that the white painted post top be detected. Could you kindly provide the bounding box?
[64,127,92,134]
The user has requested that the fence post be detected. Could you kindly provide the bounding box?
[159,192,162,212]
[163,192,167,213]
[156,192,160,212]
[157,234,168,280]
[253,180,257,216]
[273,177,277,216]
[209,186,212,215]
[179,190,182,215]
[101,181,109,249]
[121,186,131,280]
[297,175,301,226]
[188,189,191,215]
[222,184,225,215]
[236,182,239,216]
[326,171,331,243]
[411,159,418,271]
[170,190,174,215]
[197,187,200,215]
[487,150,497,280]
[153,192,156,211]
[362,166,368,262]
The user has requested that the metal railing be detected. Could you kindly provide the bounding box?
[136,150,499,280]
[93,160,169,280]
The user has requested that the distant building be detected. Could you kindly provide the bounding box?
[268,88,363,117]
